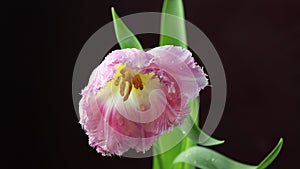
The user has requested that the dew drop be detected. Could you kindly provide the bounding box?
[102,145,107,150]
[211,158,216,162]
[193,160,197,165]
[118,119,124,126]
[182,131,187,134]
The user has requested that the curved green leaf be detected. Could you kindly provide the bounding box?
[257,138,283,169]
[111,7,143,49]
[173,146,256,169]
[160,0,187,48]
[173,138,283,169]
[180,99,224,146]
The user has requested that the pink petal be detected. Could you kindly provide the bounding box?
[147,45,208,99]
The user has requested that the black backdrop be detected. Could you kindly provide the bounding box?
[8,0,300,168]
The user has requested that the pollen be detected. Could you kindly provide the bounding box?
[123,81,132,101]
[132,74,143,90]
[113,65,144,102]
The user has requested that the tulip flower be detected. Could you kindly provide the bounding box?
[79,45,208,156]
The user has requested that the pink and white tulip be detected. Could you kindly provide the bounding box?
[79,45,208,156]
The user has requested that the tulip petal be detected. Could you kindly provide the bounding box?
[147,45,208,99]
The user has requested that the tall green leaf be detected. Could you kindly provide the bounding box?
[111,7,143,49]
[160,0,187,48]
[173,138,283,169]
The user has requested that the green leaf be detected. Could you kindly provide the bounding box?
[179,100,224,146]
[173,138,283,169]
[173,146,256,169]
[111,7,143,49]
[160,0,187,48]
[257,138,283,169]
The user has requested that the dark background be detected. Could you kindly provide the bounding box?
[8,0,299,168]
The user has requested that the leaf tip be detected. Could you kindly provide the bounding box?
[275,137,284,152]
[277,137,284,151]
[279,137,283,144]
[111,6,117,18]
[218,140,225,144]
[111,6,115,13]
[204,139,225,146]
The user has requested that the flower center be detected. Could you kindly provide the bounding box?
[113,64,145,101]
[97,63,163,121]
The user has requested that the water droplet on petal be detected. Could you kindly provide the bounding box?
[118,119,124,126]
[171,60,174,64]
[102,145,107,150]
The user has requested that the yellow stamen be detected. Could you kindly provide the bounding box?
[123,82,132,101]
[132,74,143,90]
[114,76,121,86]
[110,64,153,102]
[120,80,126,96]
